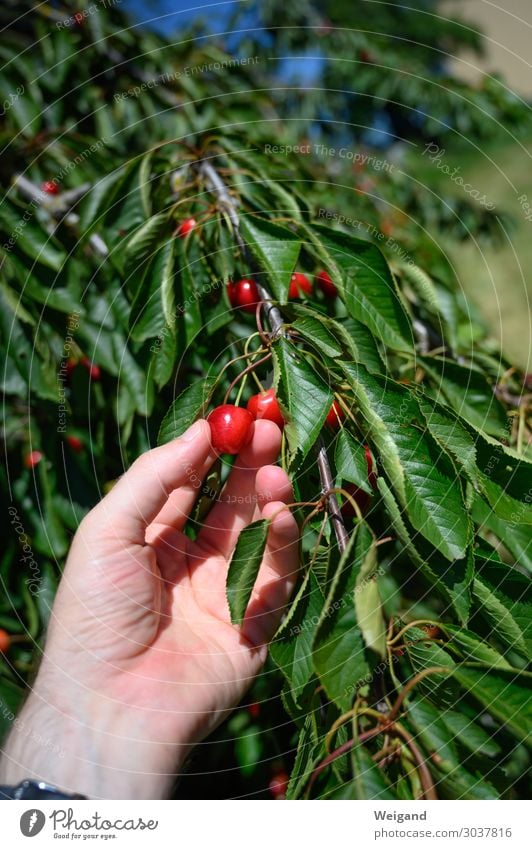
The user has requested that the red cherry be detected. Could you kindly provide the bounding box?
[207,405,254,455]
[80,357,101,381]
[42,180,59,195]
[226,278,260,314]
[316,269,337,299]
[247,388,285,429]
[176,217,197,238]
[325,400,344,429]
[248,702,260,719]
[288,272,312,299]
[24,450,43,469]
[365,444,377,489]
[341,483,372,518]
[66,435,83,453]
[423,625,442,640]
[65,358,78,379]
[0,629,11,654]
[73,11,85,26]
[269,771,289,799]
[380,218,394,237]
[359,49,373,63]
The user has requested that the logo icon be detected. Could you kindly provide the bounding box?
[20,809,46,837]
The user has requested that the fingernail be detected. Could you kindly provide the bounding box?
[181,420,205,442]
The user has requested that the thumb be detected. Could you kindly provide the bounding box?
[86,420,214,545]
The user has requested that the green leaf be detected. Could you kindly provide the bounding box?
[313,225,413,351]
[312,523,372,710]
[112,336,153,417]
[129,238,176,342]
[472,496,532,573]
[406,697,458,771]
[472,577,528,657]
[335,430,373,493]
[440,710,501,758]
[449,667,532,742]
[342,365,471,561]
[291,314,343,358]
[350,745,396,800]
[355,536,386,657]
[226,519,270,625]
[273,337,333,465]
[157,375,217,445]
[0,200,65,271]
[338,317,384,375]
[124,211,169,278]
[239,214,301,302]
[378,477,472,624]
[444,624,511,669]
[422,359,508,439]
[270,570,323,697]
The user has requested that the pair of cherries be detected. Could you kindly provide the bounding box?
[206,389,283,455]
[227,270,337,313]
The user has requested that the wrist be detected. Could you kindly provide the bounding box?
[0,670,189,799]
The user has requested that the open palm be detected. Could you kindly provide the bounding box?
[28,419,298,797]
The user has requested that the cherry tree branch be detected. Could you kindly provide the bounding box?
[198,158,349,551]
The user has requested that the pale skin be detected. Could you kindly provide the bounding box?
[0,419,299,799]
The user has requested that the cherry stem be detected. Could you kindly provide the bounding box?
[387,666,450,723]
[223,351,272,405]
[323,486,364,522]
[307,726,382,795]
[387,618,442,647]
[255,301,271,347]
[393,722,438,801]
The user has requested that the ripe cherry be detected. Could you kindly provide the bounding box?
[341,484,371,518]
[226,278,260,314]
[176,217,197,238]
[316,269,337,299]
[80,357,101,381]
[269,771,289,799]
[207,405,254,455]
[423,625,442,640]
[24,450,43,469]
[66,357,78,379]
[42,180,59,195]
[366,444,377,489]
[325,400,345,429]
[288,272,312,299]
[0,629,11,654]
[66,435,83,453]
[248,702,261,719]
[247,388,285,429]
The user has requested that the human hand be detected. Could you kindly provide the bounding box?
[0,419,299,798]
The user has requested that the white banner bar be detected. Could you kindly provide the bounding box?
[0,799,528,848]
